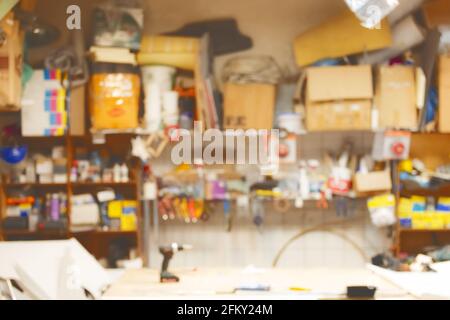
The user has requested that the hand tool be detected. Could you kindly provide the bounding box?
[159,243,193,283]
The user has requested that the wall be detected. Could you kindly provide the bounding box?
[147,132,391,270]
[33,0,346,76]
[31,0,394,269]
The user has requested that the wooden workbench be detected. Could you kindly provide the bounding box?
[103,268,414,300]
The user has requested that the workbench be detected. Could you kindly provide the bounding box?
[103,267,414,300]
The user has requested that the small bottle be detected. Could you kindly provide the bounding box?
[59,193,67,217]
[50,194,60,221]
[120,164,129,183]
[298,161,310,200]
[45,194,51,220]
[29,198,40,231]
[113,164,121,183]
[70,165,78,182]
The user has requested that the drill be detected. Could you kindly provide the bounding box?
[159,243,192,283]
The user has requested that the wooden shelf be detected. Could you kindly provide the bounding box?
[70,229,137,235]
[71,182,137,187]
[2,229,136,237]
[399,228,450,233]
[3,183,67,188]
[400,184,450,197]
[2,182,137,188]
[2,229,69,237]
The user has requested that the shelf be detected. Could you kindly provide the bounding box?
[2,182,137,188]
[400,184,450,197]
[1,229,137,237]
[1,229,69,237]
[3,183,67,188]
[91,230,137,235]
[399,229,450,233]
[71,182,137,187]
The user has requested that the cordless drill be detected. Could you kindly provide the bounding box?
[159,243,192,283]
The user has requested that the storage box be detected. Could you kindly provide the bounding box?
[294,10,392,67]
[223,83,276,130]
[71,203,100,226]
[21,70,68,136]
[305,65,373,131]
[354,170,392,193]
[439,55,450,133]
[0,14,23,110]
[375,66,417,130]
[306,100,372,131]
[306,65,373,102]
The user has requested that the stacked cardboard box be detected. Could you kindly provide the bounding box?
[306,65,373,131]
[375,66,418,130]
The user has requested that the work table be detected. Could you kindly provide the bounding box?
[103,267,414,300]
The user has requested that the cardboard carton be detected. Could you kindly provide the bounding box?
[375,66,417,130]
[306,65,373,102]
[294,10,392,67]
[306,100,372,131]
[223,83,275,130]
[305,65,373,131]
[354,171,392,193]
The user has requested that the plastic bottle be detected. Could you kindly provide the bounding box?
[120,163,129,183]
[50,194,60,221]
[113,164,121,183]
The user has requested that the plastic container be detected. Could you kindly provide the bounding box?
[141,66,176,93]
[89,73,140,130]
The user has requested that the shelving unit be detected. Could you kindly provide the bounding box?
[394,132,450,256]
[0,132,143,260]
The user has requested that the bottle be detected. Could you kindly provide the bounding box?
[113,164,121,183]
[45,194,51,220]
[59,193,67,217]
[298,161,310,200]
[50,193,60,221]
[120,164,129,183]
[70,164,78,182]
[29,198,40,231]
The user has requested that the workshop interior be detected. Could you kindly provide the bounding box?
[1,0,450,301]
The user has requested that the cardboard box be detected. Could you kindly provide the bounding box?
[439,55,450,133]
[305,65,373,131]
[306,65,373,102]
[294,10,392,67]
[0,14,23,110]
[375,66,417,130]
[223,83,275,130]
[354,171,392,193]
[69,85,86,136]
[306,100,372,131]
[21,70,68,136]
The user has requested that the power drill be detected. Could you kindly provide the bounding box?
[159,243,192,283]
